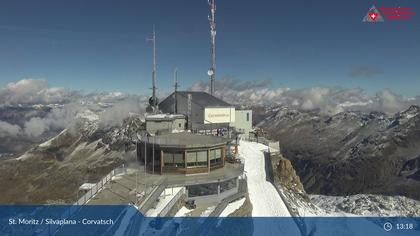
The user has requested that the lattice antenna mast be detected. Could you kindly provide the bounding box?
[174,67,179,93]
[207,0,216,95]
[147,25,158,112]
[173,67,179,113]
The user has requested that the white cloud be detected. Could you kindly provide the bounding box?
[99,97,147,128]
[190,77,420,115]
[0,121,22,138]
[21,103,87,137]
[373,90,404,114]
[0,78,78,106]
[24,117,48,137]
[0,79,149,138]
[1,77,419,139]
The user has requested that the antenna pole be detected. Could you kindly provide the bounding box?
[174,67,179,93]
[152,25,157,106]
[208,0,216,95]
[173,67,179,113]
[147,25,158,112]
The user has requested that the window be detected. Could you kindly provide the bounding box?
[197,151,207,165]
[178,123,182,128]
[164,152,184,167]
[186,152,196,166]
[187,183,219,197]
[220,178,237,193]
[174,153,183,165]
[246,112,250,122]
[164,152,174,166]
[210,148,222,164]
[186,151,208,167]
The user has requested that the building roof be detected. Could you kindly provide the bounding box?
[159,91,232,110]
[141,132,228,148]
[145,114,185,121]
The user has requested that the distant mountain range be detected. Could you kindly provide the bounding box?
[0,108,141,204]
[0,101,419,217]
[256,105,420,200]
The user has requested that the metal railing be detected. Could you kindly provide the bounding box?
[138,134,227,147]
[75,164,126,206]
[158,187,186,217]
[38,164,126,236]
[242,136,280,153]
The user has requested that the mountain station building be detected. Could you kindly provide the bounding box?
[158,91,252,138]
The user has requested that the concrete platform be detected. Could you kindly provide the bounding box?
[87,162,243,207]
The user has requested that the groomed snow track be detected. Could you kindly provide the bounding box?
[240,140,301,235]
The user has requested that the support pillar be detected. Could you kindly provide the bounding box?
[207,149,211,173]
[222,147,226,167]
[184,151,187,174]
[160,150,164,175]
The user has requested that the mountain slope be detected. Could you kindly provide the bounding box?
[258,105,420,200]
[0,114,143,204]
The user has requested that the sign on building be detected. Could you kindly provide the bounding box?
[204,107,235,124]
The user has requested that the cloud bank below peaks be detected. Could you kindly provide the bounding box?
[190,77,420,115]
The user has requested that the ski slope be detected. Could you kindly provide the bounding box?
[240,140,301,235]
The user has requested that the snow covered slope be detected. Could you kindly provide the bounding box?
[240,140,291,216]
[311,194,420,216]
[239,140,301,235]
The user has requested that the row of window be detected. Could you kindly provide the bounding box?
[163,149,222,167]
[187,178,237,197]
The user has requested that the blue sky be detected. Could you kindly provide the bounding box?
[0,0,419,96]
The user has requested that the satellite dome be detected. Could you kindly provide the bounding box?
[149,96,159,106]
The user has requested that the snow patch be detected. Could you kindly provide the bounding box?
[175,207,194,217]
[200,206,216,217]
[219,197,246,217]
[311,194,420,216]
[77,110,99,122]
[79,183,96,191]
[16,153,32,161]
[38,129,68,148]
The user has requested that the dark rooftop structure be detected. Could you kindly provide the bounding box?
[159,91,234,129]
[160,91,231,112]
[145,132,228,148]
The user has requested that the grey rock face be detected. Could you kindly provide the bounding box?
[258,106,420,200]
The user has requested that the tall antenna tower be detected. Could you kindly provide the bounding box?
[173,67,179,113]
[147,25,158,112]
[174,67,179,93]
[207,0,216,95]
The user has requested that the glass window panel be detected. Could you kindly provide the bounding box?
[220,178,237,192]
[197,151,207,162]
[163,152,173,164]
[174,153,184,164]
[210,149,216,160]
[215,149,222,159]
[186,152,196,163]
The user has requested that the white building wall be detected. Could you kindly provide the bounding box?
[233,110,252,138]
